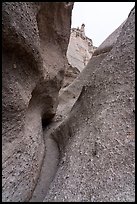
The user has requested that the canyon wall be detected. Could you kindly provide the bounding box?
[62,24,97,88]
[2,2,73,202]
[67,24,97,72]
[2,2,135,202]
[44,7,135,202]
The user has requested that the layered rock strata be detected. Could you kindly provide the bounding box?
[67,24,97,72]
[63,24,97,89]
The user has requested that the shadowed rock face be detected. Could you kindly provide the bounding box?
[2,2,73,202]
[62,64,80,88]
[43,7,135,202]
[2,2,135,202]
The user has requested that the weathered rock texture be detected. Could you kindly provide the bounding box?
[2,2,135,202]
[57,19,127,120]
[67,24,97,72]
[62,64,80,88]
[2,2,73,202]
[62,24,97,89]
[43,7,135,202]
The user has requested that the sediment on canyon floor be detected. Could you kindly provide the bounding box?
[2,2,135,202]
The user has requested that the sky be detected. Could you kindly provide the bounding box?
[71,2,135,47]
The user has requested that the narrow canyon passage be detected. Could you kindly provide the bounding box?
[30,134,60,202]
[2,2,134,202]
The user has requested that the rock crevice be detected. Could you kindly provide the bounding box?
[2,2,73,202]
[2,2,135,202]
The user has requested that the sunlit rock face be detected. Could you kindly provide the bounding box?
[67,24,97,72]
[62,24,96,89]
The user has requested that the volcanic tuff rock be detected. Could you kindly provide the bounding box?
[62,24,96,89]
[67,24,97,72]
[58,19,128,121]
[62,63,80,88]
[2,2,135,202]
[2,2,73,202]
[43,7,135,202]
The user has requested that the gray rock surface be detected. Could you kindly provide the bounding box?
[43,7,135,202]
[67,24,97,72]
[93,20,126,56]
[58,19,126,120]
[62,24,97,90]
[2,2,73,202]
[62,64,80,88]
[2,2,135,202]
